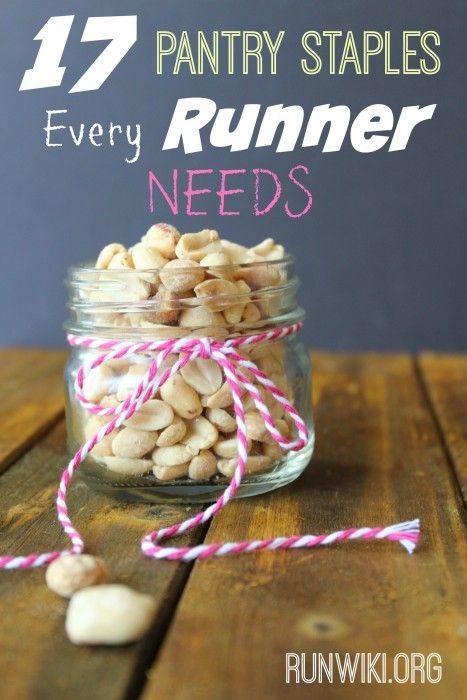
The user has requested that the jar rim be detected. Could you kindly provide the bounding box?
[67,253,295,275]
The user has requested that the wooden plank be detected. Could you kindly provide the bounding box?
[143,353,467,700]
[0,349,66,474]
[0,420,208,700]
[418,353,467,504]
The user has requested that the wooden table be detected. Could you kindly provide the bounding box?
[0,349,465,699]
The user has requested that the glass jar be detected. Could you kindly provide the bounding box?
[64,256,314,502]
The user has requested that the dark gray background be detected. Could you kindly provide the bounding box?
[1,1,465,350]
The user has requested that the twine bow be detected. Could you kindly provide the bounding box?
[0,322,420,569]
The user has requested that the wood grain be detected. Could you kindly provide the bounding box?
[0,349,66,474]
[0,420,207,700]
[143,353,467,700]
[418,353,467,505]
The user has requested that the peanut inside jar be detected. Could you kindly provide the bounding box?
[66,224,308,484]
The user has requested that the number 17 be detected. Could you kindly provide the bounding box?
[19,15,137,93]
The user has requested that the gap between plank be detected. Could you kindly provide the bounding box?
[123,520,212,700]
[413,355,467,511]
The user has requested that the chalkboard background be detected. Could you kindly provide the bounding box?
[0,0,465,349]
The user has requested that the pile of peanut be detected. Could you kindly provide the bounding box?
[80,225,295,482]
[89,224,286,335]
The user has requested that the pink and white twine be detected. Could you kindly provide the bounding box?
[0,322,420,569]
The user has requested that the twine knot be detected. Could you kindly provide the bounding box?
[198,337,212,359]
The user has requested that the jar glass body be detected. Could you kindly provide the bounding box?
[64,259,314,502]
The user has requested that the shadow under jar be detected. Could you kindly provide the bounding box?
[64,256,314,503]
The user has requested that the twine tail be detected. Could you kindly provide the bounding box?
[377,518,421,554]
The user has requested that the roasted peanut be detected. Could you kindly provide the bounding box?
[180,358,222,395]
[245,412,268,442]
[262,442,284,460]
[193,278,239,310]
[156,416,187,447]
[152,444,197,466]
[205,407,237,433]
[201,381,244,409]
[175,229,221,261]
[84,415,114,457]
[213,434,251,458]
[46,555,108,598]
[183,416,218,451]
[66,585,156,645]
[141,223,180,259]
[217,455,271,477]
[250,238,285,260]
[101,456,153,475]
[223,280,251,324]
[83,365,116,403]
[116,363,150,401]
[112,427,158,459]
[108,251,134,270]
[220,239,259,264]
[130,243,167,270]
[123,399,173,432]
[188,450,217,480]
[158,258,205,293]
[96,243,127,269]
[153,463,189,480]
[160,374,202,419]
[179,306,225,328]
[199,252,234,279]
[143,286,179,325]
[235,263,281,290]
[240,302,261,324]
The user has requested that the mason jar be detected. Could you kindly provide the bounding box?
[64,256,314,502]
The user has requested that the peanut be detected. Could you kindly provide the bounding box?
[84,415,114,457]
[112,427,158,459]
[223,280,251,324]
[116,363,150,401]
[83,365,115,403]
[108,251,134,270]
[179,306,225,328]
[130,243,167,270]
[101,456,153,476]
[180,358,222,395]
[183,416,218,452]
[46,555,108,598]
[153,463,189,480]
[141,223,180,259]
[66,585,156,645]
[205,407,237,433]
[193,278,239,310]
[235,263,281,290]
[200,252,234,279]
[156,415,187,447]
[220,240,259,264]
[188,450,217,480]
[123,399,173,432]
[250,238,285,260]
[262,442,284,460]
[213,434,251,458]
[240,302,261,324]
[152,444,197,466]
[217,455,271,477]
[202,381,243,409]
[245,413,268,442]
[96,243,127,269]
[160,374,202,419]
[175,229,221,261]
[159,258,205,293]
